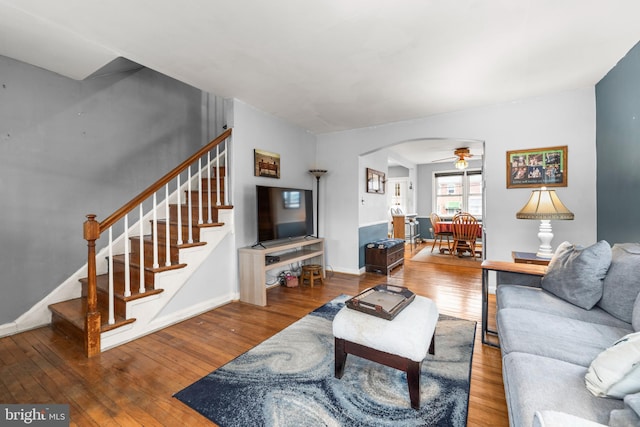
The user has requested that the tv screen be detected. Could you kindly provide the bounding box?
[256,185,314,243]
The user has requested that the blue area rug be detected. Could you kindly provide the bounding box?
[174,295,476,426]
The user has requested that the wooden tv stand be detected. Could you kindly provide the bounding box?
[238,237,325,306]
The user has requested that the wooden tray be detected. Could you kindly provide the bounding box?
[345,284,415,320]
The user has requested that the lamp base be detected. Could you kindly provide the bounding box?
[536,220,554,259]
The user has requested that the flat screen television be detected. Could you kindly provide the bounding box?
[256,185,314,243]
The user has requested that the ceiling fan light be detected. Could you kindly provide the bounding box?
[454,158,468,170]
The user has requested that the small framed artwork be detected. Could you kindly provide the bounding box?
[254,149,280,178]
[506,145,567,188]
[366,168,386,194]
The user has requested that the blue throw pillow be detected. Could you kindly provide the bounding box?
[541,241,612,310]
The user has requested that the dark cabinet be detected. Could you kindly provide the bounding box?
[365,239,405,275]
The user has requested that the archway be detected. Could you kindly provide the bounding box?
[358,137,485,259]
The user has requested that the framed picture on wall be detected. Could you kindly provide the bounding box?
[366,168,386,194]
[506,145,567,188]
[254,149,280,178]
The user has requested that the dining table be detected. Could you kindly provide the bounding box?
[434,221,483,236]
[433,221,483,255]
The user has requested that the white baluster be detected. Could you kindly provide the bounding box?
[108,227,115,325]
[165,184,171,267]
[207,151,212,223]
[176,174,183,246]
[139,204,145,293]
[152,193,159,269]
[198,158,203,225]
[123,214,131,297]
[216,144,221,206]
[223,140,228,205]
[187,166,194,244]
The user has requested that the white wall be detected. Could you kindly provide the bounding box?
[317,88,597,272]
[228,99,318,286]
[358,150,390,227]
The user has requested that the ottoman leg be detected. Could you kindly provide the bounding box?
[407,360,422,410]
[334,338,347,379]
[429,330,436,355]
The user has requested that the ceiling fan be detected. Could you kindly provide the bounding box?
[431,147,474,169]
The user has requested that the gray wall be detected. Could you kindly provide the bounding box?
[0,55,211,324]
[596,41,640,243]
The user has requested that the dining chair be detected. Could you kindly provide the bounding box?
[451,212,480,258]
[429,212,452,253]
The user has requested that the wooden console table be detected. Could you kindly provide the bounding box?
[238,238,324,306]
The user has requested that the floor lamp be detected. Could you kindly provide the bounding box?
[309,169,327,237]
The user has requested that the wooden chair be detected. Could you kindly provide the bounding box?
[429,213,452,253]
[451,213,480,258]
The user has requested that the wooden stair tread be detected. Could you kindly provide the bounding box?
[170,203,234,210]
[156,218,225,228]
[110,254,188,271]
[130,234,207,249]
[49,298,135,332]
[80,275,165,301]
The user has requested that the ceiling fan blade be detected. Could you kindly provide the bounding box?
[431,156,457,163]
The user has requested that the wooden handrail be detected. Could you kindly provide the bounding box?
[99,128,232,233]
[82,127,231,357]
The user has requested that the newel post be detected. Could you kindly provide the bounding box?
[84,214,101,357]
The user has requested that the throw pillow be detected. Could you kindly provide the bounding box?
[541,241,612,310]
[598,243,640,324]
[585,331,640,399]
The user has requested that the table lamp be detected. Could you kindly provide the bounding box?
[516,187,574,258]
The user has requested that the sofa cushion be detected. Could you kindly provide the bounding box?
[585,331,640,399]
[533,411,607,427]
[597,243,640,324]
[497,285,631,329]
[502,352,624,427]
[497,308,631,366]
[540,241,611,310]
[609,392,640,427]
[634,293,640,332]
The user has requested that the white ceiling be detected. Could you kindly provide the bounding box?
[387,138,484,166]
[1,0,639,141]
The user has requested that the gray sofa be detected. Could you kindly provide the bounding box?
[496,241,640,426]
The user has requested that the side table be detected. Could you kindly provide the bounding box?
[511,251,551,266]
[481,260,547,347]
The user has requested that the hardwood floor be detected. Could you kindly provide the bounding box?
[0,242,508,426]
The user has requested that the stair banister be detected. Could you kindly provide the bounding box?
[82,128,232,357]
[98,128,231,233]
[83,214,102,357]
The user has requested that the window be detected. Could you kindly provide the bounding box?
[433,170,482,217]
[283,190,301,209]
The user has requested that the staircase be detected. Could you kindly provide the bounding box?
[48,129,233,357]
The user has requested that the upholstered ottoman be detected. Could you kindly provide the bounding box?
[332,295,439,409]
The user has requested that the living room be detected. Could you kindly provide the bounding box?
[2,2,640,425]
[3,2,640,331]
